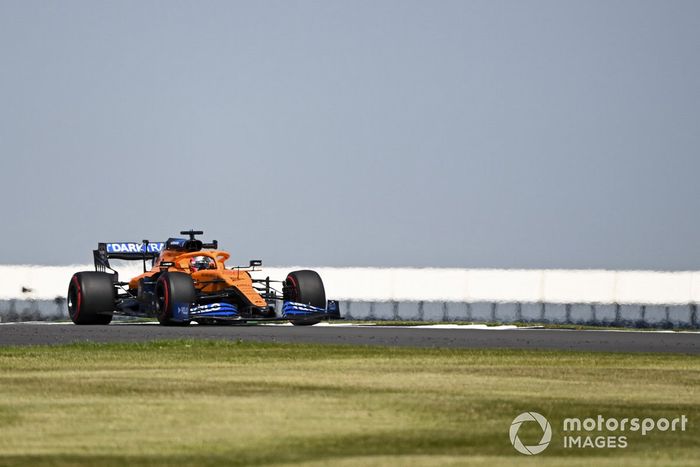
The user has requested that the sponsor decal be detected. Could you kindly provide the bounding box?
[106,243,164,254]
[191,303,238,314]
[173,303,190,321]
[167,239,187,248]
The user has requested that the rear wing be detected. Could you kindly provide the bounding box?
[93,242,164,273]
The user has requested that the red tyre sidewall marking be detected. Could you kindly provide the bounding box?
[72,276,82,320]
[287,275,299,302]
[161,278,170,320]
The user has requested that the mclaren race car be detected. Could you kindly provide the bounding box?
[67,230,340,326]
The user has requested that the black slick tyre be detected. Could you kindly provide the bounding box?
[67,272,115,325]
[156,272,195,326]
[284,270,326,326]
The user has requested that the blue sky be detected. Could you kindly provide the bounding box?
[1,1,699,269]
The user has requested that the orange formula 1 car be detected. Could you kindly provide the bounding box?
[67,230,340,326]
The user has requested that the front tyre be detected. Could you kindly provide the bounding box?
[156,272,195,326]
[67,272,115,325]
[284,270,326,326]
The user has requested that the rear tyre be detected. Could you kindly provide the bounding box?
[67,272,115,325]
[156,272,195,326]
[284,270,326,326]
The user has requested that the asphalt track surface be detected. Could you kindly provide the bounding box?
[0,323,698,353]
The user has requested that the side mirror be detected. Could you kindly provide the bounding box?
[249,260,262,268]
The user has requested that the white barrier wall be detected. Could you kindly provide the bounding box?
[336,301,697,328]
[2,265,700,304]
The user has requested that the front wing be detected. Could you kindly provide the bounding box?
[171,300,341,323]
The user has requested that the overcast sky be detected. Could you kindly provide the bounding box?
[1,1,699,269]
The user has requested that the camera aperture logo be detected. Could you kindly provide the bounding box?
[509,412,552,455]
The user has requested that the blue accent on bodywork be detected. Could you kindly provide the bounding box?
[173,302,190,321]
[282,300,341,318]
[282,301,326,316]
[194,311,238,317]
[166,238,188,249]
[190,303,238,317]
[327,300,339,316]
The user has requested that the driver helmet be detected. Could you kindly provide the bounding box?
[190,255,215,272]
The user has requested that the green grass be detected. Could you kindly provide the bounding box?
[0,341,698,466]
